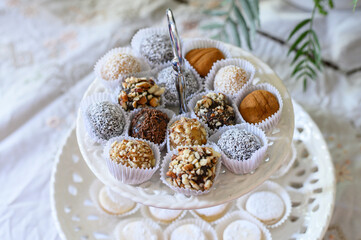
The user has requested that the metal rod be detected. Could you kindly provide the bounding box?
[166,8,188,114]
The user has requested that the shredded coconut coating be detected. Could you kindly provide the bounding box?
[157,66,199,103]
[217,129,261,161]
[101,53,141,81]
[140,34,173,65]
[109,139,155,169]
[87,101,125,140]
[214,65,248,95]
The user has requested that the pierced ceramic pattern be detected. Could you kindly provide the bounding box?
[75,44,295,209]
[51,101,335,240]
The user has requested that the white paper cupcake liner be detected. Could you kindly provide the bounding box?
[205,58,256,98]
[166,113,211,152]
[163,218,217,240]
[114,217,163,240]
[88,180,139,217]
[103,136,161,185]
[160,143,222,196]
[131,27,174,68]
[215,210,272,240]
[113,76,166,116]
[154,61,204,107]
[208,123,268,175]
[236,180,292,229]
[79,92,128,144]
[140,205,186,225]
[190,202,233,224]
[235,83,284,132]
[127,108,175,151]
[270,141,297,179]
[183,38,232,79]
[187,90,241,135]
[94,47,151,89]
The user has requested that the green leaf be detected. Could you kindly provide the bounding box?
[353,0,359,11]
[234,6,252,49]
[201,23,224,30]
[303,78,307,91]
[288,30,310,55]
[203,9,228,16]
[291,41,309,63]
[328,0,334,8]
[246,0,260,26]
[306,65,318,78]
[308,56,322,70]
[287,19,311,41]
[227,19,241,46]
[238,0,256,37]
[310,30,321,50]
[291,59,307,77]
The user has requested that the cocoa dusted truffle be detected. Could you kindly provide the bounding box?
[168,117,207,150]
[194,92,235,130]
[118,76,165,111]
[166,146,220,191]
[109,139,156,169]
[86,101,125,140]
[185,48,225,77]
[157,66,199,103]
[140,33,173,65]
[130,109,170,145]
[239,90,279,124]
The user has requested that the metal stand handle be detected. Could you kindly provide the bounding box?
[166,8,188,114]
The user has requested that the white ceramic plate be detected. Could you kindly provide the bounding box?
[51,101,335,240]
[76,42,295,209]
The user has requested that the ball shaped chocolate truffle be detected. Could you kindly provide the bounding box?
[157,66,199,103]
[194,92,235,130]
[140,33,173,65]
[130,109,169,145]
[185,48,225,77]
[239,90,279,124]
[217,129,261,161]
[214,65,248,95]
[86,101,125,140]
[168,117,207,150]
[101,52,141,81]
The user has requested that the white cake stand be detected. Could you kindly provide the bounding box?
[75,43,295,209]
[51,101,335,240]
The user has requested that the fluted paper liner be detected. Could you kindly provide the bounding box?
[205,58,256,98]
[94,47,150,89]
[127,108,175,151]
[270,142,297,179]
[88,180,139,217]
[236,180,292,229]
[183,38,232,79]
[215,210,272,240]
[131,27,174,68]
[190,202,234,224]
[187,90,241,135]
[166,113,211,152]
[163,218,217,240]
[160,143,222,196]
[140,205,186,225]
[104,136,161,185]
[209,123,268,175]
[114,217,163,240]
[80,92,128,144]
[235,83,283,132]
[154,61,204,107]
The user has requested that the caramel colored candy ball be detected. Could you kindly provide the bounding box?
[239,90,279,124]
[185,48,225,77]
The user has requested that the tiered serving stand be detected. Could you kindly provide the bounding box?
[50,9,335,240]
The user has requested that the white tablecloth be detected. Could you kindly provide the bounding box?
[0,0,360,239]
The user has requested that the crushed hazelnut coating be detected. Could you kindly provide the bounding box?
[118,76,165,111]
[101,53,141,81]
[240,90,279,124]
[109,139,155,169]
[194,92,235,130]
[169,117,207,150]
[166,146,220,191]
